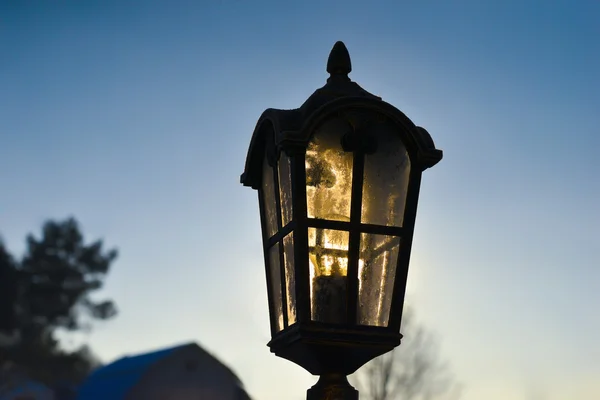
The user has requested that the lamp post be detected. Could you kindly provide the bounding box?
[241,41,442,400]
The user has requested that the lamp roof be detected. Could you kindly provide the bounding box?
[241,41,442,189]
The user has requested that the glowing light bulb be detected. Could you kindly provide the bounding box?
[308,228,350,323]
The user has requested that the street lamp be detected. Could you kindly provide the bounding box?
[241,41,442,400]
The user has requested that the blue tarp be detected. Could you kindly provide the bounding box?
[76,343,189,400]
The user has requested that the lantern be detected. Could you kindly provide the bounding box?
[241,41,442,399]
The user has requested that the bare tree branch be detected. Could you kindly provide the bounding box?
[350,307,461,400]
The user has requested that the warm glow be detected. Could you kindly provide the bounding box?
[357,259,365,292]
[308,228,349,277]
[304,118,407,325]
[305,147,353,222]
[305,139,353,278]
[308,228,350,323]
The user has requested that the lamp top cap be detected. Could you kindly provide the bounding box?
[327,41,352,77]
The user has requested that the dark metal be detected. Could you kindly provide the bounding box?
[266,223,296,249]
[307,374,358,400]
[241,40,442,399]
[307,219,404,236]
[258,188,278,337]
[346,150,365,325]
[388,169,422,329]
[267,323,401,375]
[327,41,352,77]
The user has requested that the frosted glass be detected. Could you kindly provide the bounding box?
[262,156,278,238]
[278,153,293,227]
[357,234,400,326]
[268,245,284,332]
[283,233,296,325]
[306,118,353,222]
[361,123,410,227]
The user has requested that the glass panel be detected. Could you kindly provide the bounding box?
[361,123,411,226]
[268,244,284,332]
[283,233,296,325]
[278,153,293,227]
[306,118,353,221]
[308,227,349,323]
[262,155,279,238]
[357,233,401,327]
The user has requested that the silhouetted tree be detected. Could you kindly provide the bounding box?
[351,308,461,400]
[0,217,117,386]
[0,241,18,332]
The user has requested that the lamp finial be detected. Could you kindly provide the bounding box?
[327,41,352,78]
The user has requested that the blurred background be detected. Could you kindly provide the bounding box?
[1,1,599,399]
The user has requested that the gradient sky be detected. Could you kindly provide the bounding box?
[1,1,599,399]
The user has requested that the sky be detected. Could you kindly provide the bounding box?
[1,1,599,399]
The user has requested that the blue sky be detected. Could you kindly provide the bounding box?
[1,1,599,399]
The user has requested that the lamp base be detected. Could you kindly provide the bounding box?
[268,323,401,375]
[307,374,358,400]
